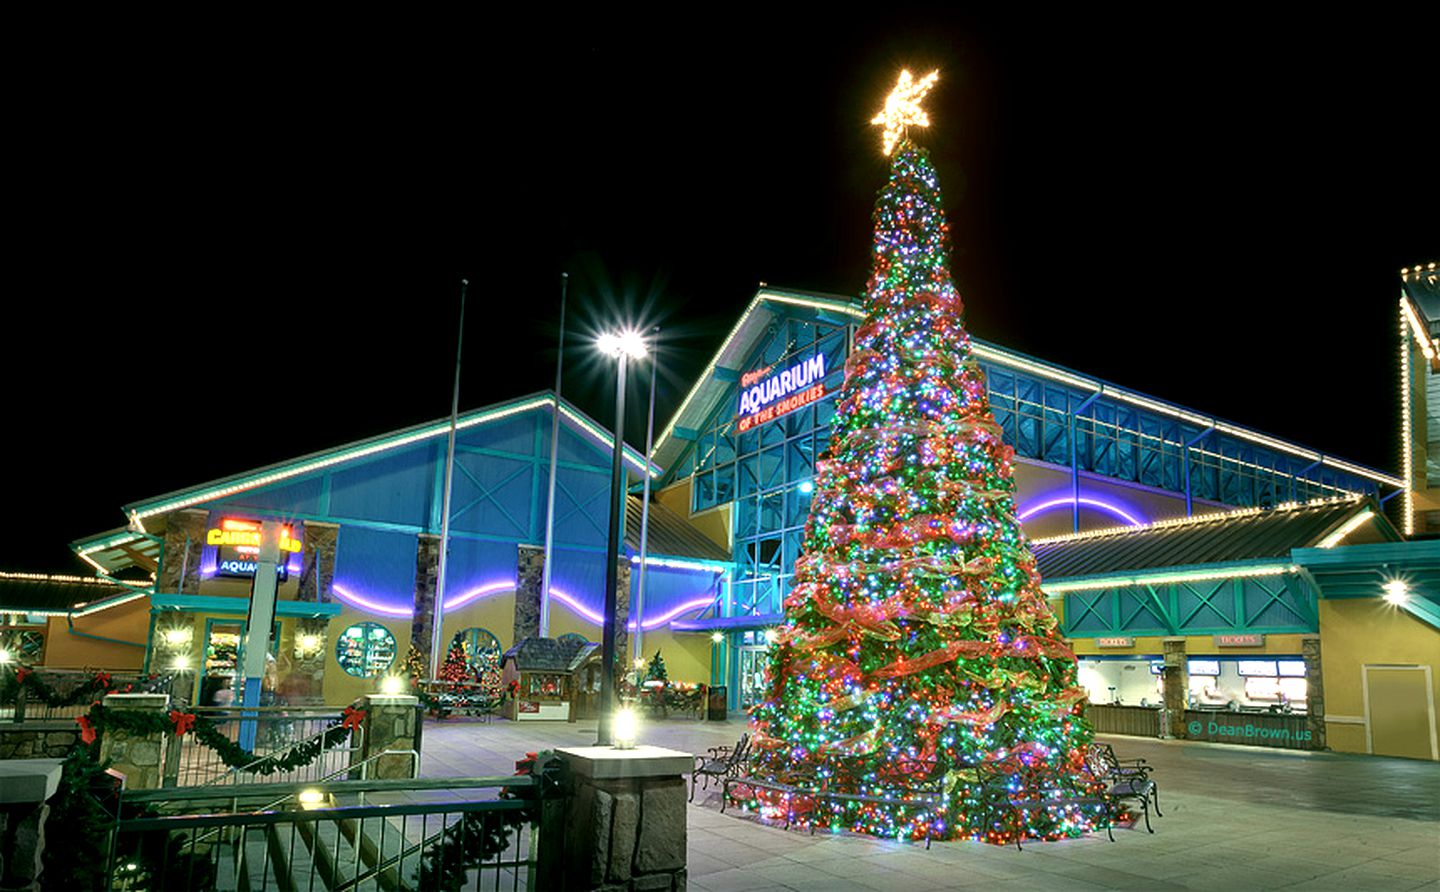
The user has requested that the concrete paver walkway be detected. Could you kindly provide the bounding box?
[417,715,1440,891]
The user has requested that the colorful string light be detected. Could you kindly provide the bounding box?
[746,110,1103,844]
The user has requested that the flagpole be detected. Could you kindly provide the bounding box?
[539,273,567,637]
[430,279,466,680]
[633,330,658,662]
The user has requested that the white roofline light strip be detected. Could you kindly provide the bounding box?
[128,396,656,522]
[1401,296,1436,361]
[1400,305,1416,536]
[1316,509,1375,548]
[71,591,149,617]
[1031,494,1364,545]
[0,571,131,585]
[653,289,1401,489]
[1044,563,1296,593]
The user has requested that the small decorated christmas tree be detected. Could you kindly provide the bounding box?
[644,650,669,685]
[474,649,503,703]
[748,70,1101,846]
[438,643,469,688]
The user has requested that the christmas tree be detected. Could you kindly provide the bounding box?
[438,643,469,687]
[474,648,503,703]
[644,650,668,685]
[748,70,1100,845]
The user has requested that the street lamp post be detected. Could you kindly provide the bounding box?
[596,329,647,745]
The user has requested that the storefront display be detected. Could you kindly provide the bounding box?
[335,622,397,678]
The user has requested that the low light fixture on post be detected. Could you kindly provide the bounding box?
[596,327,648,746]
[612,706,639,750]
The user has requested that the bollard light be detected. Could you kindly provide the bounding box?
[613,706,640,750]
[380,675,407,695]
[298,789,326,810]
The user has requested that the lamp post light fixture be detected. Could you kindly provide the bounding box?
[596,328,649,745]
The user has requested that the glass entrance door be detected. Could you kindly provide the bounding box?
[738,645,769,710]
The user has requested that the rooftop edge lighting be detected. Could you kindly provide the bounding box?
[1031,494,1364,546]
[120,395,658,523]
[1317,509,1375,548]
[1400,304,1416,536]
[651,289,1400,491]
[1043,563,1296,594]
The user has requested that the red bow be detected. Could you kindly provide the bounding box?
[169,710,195,736]
[15,668,30,684]
[341,706,366,730]
[76,715,97,745]
[94,671,112,690]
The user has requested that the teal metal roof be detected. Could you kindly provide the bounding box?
[0,572,151,617]
[118,391,659,526]
[651,286,1401,492]
[624,496,730,563]
[1033,498,1395,582]
[1402,262,1440,326]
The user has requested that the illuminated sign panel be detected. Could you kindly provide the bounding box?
[206,519,301,579]
[736,355,827,432]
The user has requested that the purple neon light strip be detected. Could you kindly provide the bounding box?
[331,581,713,631]
[1017,496,1144,526]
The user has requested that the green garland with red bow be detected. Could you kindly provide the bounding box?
[78,702,365,775]
[1,665,124,707]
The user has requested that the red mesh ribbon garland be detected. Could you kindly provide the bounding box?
[341,706,366,731]
[929,698,1009,728]
[169,710,195,737]
[868,641,979,679]
[76,714,96,745]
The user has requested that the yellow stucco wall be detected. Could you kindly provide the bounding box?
[656,478,731,551]
[1319,599,1440,759]
[43,597,149,670]
[634,628,712,685]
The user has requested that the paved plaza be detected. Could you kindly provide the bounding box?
[413,715,1439,892]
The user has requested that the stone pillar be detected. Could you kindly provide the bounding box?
[1161,638,1188,739]
[614,558,632,675]
[1302,634,1326,750]
[298,521,339,603]
[410,534,442,667]
[352,694,421,779]
[157,509,207,595]
[556,746,690,892]
[0,758,63,892]
[288,616,331,706]
[98,693,171,790]
[515,545,545,643]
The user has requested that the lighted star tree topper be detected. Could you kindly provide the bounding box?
[745,70,1105,845]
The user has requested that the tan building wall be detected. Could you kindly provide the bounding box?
[1319,599,1440,760]
[43,597,148,670]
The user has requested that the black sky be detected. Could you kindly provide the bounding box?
[4,12,1436,573]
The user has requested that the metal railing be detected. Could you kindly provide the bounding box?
[3,669,167,723]
[169,707,361,788]
[112,774,563,891]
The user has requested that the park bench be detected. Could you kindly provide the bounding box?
[1085,743,1162,833]
[811,758,947,848]
[721,772,820,830]
[976,761,1117,850]
[691,733,752,802]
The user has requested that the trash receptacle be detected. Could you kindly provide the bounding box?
[706,685,728,721]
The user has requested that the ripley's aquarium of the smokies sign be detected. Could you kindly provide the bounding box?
[736,355,828,432]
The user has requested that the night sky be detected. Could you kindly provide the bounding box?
[5,13,1435,573]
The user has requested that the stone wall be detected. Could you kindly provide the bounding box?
[157,509,208,594]
[0,724,77,760]
[557,747,690,892]
[410,534,442,666]
[353,694,421,779]
[298,521,339,602]
[1302,635,1326,750]
[514,544,545,641]
[97,693,170,790]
